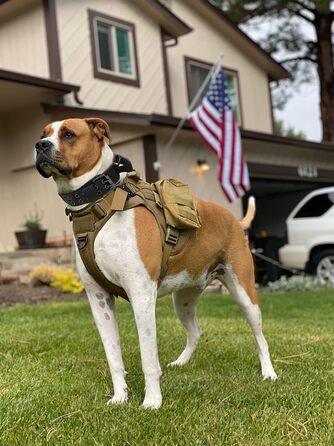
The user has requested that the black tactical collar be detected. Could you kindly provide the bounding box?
[59,154,133,206]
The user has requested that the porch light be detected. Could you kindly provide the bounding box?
[193,159,210,173]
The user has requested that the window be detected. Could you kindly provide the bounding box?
[89,10,140,87]
[294,193,334,218]
[185,57,243,126]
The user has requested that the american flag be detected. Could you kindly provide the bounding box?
[189,67,250,202]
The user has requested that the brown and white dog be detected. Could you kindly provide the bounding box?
[35,118,277,409]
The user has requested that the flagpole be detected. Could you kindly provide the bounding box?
[161,52,224,154]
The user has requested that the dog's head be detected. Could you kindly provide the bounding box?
[35,118,111,179]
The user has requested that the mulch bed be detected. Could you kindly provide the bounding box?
[0,283,85,308]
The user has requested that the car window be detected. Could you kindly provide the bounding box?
[294,193,334,218]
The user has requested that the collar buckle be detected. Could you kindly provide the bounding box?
[100,174,117,190]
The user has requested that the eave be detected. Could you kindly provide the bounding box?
[42,104,334,153]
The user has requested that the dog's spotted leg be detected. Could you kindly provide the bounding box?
[76,255,128,404]
[168,287,202,367]
[128,284,162,409]
[222,264,277,381]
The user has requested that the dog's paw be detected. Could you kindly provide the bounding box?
[262,368,278,381]
[168,358,187,367]
[142,397,162,410]
[107,393,128,405]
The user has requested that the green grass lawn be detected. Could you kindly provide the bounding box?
[0,290,333,446]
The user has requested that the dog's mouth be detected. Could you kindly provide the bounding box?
[35,153,73,178]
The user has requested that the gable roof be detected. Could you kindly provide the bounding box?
[137,0,192,37]
[187,0,289,80]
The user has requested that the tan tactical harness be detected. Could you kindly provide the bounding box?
[66,172,201,300]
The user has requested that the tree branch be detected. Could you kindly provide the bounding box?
[293,0,315,13]
[294,10,315,23]
[279,56,317,63]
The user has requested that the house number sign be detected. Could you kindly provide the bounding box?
[297,165,318,178]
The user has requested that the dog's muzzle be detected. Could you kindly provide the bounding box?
[35,140,72,178]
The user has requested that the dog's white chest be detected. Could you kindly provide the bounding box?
[94,209,151,291]
[92,208,206,296]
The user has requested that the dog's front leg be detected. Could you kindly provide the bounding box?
[128,285,162,409]
[77,261,128,404]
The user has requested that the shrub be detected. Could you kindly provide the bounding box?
[268,275,328,292]
[30,264,84,294]
[50,269,84,294]
[30,263,60,286]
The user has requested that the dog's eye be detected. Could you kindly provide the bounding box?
[63,131,75,140]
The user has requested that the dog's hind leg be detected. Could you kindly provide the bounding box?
[222,253,277,381]
[168,287,202,367]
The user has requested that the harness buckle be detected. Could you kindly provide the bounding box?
[76,234,88,249]
[92,203,107,220]
[65,207,73,221]
[165,226,179,245]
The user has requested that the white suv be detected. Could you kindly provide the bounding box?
[279,186,334,283]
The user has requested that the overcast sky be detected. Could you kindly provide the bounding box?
[275,82,321,142]
[242,18,322,142]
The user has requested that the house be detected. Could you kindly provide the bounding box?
[1,0,334,272]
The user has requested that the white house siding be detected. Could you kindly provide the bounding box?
[156,130,243,219]
[0,0,49,78]
[167,0,273,133]
[0,106,70,250]
[56,0,168,115]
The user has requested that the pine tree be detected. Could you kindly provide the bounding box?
[210,1,334,143]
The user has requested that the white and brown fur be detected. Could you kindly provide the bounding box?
[35,118,277,409]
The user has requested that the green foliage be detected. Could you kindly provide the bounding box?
[22,205,44,231]
[274,119,306,139]
[0,292,334,445]
[268,274,328,292]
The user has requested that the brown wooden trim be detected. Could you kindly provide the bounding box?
[143,134,159,182]
[143,0,192,37]
[0,68,79,93]
[42,103,334,154]
[241,128,334,152]
[267,76,275,133]
[88,9,140,88]
[184,56,244,127]
[43,103,152,126]
[43,0,62,81]
[160,27,173,116]
[248,162,334,182]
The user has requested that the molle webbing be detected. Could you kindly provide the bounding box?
[68,172,193,300]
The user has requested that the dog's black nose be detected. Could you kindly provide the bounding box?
[35,139,52,152]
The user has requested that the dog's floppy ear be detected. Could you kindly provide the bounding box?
[84,117,111,143]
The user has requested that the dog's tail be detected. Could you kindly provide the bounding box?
[240,196,256,230]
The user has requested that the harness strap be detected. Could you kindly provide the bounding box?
[69,172,190,300]
[70,189,130,300]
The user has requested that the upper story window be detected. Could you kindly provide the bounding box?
[89,10,140,87]
[185,57,243,126]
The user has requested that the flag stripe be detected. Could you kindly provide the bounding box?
[189,112,221,157]
[189,67,250,202]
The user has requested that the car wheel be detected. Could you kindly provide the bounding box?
[311,249,334,285]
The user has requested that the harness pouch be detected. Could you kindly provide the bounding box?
[154,179,201,230]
